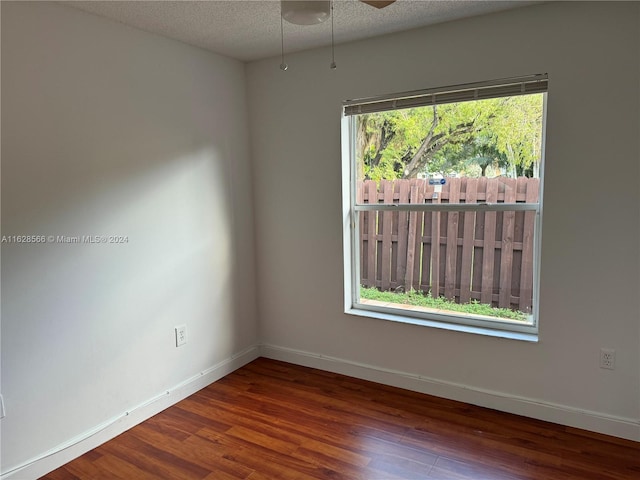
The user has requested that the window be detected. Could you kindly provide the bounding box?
[341,75,547,338]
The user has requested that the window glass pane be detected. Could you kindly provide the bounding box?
[354,94,544,206]
[357,206,536,324]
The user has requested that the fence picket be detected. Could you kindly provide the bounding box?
[480,179,499,305]
[358,182,367,287]
[421,183,433,294]
[444,178,461,300]
[459,178,478,304]
[405,182,419,289]
[519,178,538,313]
[499,178,517,308]
[365,180,377,288]
[430,186,441,299]
[413,181,427,292]
[396,181,410,290]
[380,180,394,291]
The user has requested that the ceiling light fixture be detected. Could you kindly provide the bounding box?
[280,0,336,71]
[281,1,330,26]
[278,0,396,71]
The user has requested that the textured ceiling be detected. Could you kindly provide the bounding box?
[62,0,537,62]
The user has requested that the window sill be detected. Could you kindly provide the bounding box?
[345,305,539,342]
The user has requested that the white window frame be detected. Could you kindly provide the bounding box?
[341,75,547,341]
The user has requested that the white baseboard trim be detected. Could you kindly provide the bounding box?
[1,345,260,480]
[260,344,640,443]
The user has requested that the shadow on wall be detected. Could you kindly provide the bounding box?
[1,143,247,471]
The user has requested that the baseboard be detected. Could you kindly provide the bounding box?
[6,342,636,480]
[260,344,640,443]
[1,345,260,480]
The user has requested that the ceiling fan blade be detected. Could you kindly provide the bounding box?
[360,1,396,9]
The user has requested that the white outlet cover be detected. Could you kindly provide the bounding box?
[0,394,5,419]
[175,325,187,347]
[600,348,615,370]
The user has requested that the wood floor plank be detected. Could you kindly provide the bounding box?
[427,456,521,480]
[91,453,156,480]
[178,435,256,479]
[41,358,640,480]
[58,455,107,480]
[40,468,81,480]
[96,431,208,480]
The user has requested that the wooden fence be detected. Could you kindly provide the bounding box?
[358,177,539,313]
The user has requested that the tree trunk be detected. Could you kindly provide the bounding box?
[402,115,477,178]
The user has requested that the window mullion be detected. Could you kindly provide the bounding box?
[354,203,539,212]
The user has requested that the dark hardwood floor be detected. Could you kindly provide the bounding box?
[42,357,640,479]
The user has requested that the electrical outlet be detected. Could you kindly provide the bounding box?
[0,394,5,419]
[175,325,187,347]
[600,348,615,370]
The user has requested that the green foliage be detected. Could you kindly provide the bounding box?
[431,135,510,177]
[359,286,527,321]
[490,95,544,175]
[356,94,544,181]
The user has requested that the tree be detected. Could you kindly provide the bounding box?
[488,95,544,178]
[432,135,509,177]
[356,95,544,180]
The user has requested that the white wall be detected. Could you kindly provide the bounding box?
[1,2,258,477]
[247,2,640,440]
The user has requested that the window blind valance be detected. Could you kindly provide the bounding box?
[343,74,548,116]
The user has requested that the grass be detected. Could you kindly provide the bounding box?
[360,286,528,321]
